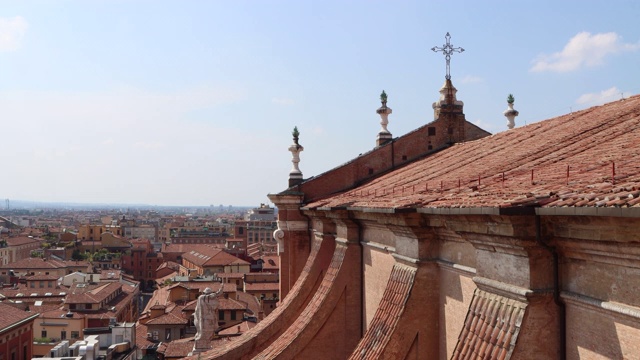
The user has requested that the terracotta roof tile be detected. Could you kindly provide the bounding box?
[182,236,327,359]
[0,302,39,332]
[451,289,527,360]
[254,245,347,359]
[244,282,279,292]
[145,311,188,325]
[307,96,640,211]
[348,264,416,360]
[6,236,41,246]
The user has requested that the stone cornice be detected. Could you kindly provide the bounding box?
[561,291,640,321]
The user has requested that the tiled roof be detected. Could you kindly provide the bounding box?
[143,286,171,313]
[348,264,416,360]
[161,243,223,254]
[218,297,248,311]
[261,255,279,270]
[135,322,154,349]
[234,291,261,317]
[183,235,328,359]
[0,257,88,270]
[254,245,347,358]
[39,308,85,319]
[0,302,39,333]
[25,274,60,281]
[157,261,181,272]
[159,341,195,359]
[218,320,257,335]
[6,236,41,246]
[144,310,188,325]
[182,246,249,266]
[65,282,121,304]
[451,289,527,360]
[244,282,279,292]
[307,95,640,211]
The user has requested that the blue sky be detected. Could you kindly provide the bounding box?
[1,1,639,206]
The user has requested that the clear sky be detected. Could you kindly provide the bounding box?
[1,1,639,207]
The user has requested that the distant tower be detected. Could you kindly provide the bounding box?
[376,90,393,147]
[504,94,519,130]
[5,199,8,210]
[288,126,304,187]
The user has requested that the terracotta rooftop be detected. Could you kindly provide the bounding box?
[261,255,279,270]
[183,236,328,359]
[307,95,640,212]
[158,341,196,359]
[145,309,188,326]
[218,297,248,311]
[5,236,41,246]
[135,322,154,349]
[65,282,122,304]
[218,320,257,336]
[244,282,279,292]
[25,274,60,281]
[451,289,527,360]
[0,302,39,333]
[0,257,89,270]
[182,246,250,267]
[255,245,347,358]
[349,264,416,359]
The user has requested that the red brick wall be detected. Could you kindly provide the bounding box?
[297,120,490,203]
[0,320,34,360]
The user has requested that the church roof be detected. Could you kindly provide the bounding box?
[307,95,640,213]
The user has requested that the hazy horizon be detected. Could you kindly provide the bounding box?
[2,1,638,206]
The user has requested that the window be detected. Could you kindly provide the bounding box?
[48,281,53,287]
[61,331,67,340]
[218,311,224,321]
[165,329,171,341]
[428,127,436,136]
[231,310,237,321]
[71,331,79,339]
[41,330,47,338]
[30,282,34,288]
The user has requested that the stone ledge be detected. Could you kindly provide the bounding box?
[436,259,476,276]
[360,241,395,254]
[473,276,534,302]
[561,291,640,320]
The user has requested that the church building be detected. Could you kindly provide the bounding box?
[188,38,640,360]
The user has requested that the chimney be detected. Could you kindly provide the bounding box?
[503,94,519,130]
[288,126,304,187]
[376,90,393,147]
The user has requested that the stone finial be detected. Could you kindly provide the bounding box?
[376,90,393,147]
[503,94,519,130]
[288,126,304,187]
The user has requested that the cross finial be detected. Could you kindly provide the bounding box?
[431,32,465,80]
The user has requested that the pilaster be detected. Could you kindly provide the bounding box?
[269,192,309,300]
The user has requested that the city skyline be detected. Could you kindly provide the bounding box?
[1,1,639,206]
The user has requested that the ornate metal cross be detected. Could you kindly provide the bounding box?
[431,32,464,80]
